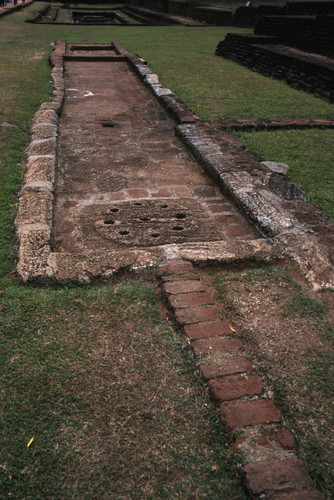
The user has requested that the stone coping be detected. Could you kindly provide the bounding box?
[15,41,334,290]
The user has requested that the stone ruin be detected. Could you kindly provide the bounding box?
[216,1,334,102]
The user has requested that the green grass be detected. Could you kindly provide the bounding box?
[0,279,245,498]
[235,129,334,217]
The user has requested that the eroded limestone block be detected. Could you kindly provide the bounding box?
[27,138,57,157]
[17,226,53,281]
[24,155,56,185]
[16,189,54,226]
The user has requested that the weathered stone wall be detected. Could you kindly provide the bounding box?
[128,0,233,25]
[216,33,334,102]
[255,15,334,58]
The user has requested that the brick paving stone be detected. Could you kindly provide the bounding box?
[173,186,192,197]
[161,273,200,282]
[109,191,126,201]
[241,458,313,496]
[214,214,240,224]
[210,374,263,401]
[168,291,215,309]
[220,399,280,430]
[157,260,194,277]
[200,355,253,381]
[275,428,296,449]
[174,305,221,325]
[224,224,254,238]
[151,188,173,197]
[192,336,244,355]
[127,188,149,198]
[184,320,234,339]
[163,280,207,296]
[205,201,233,213]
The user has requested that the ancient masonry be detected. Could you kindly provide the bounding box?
[15,40,332,498]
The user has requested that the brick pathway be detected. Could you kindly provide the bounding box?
[158,259,325,499]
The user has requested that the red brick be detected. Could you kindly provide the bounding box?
[174,306,220,325]
[151,188,173,197]
[224,224,253,238]
[241,458,313,496]
[206,201,232,213]
[168,291,214,309]
[200,355,253,381]
[163,280,207,296]
[173,186,191,197]
[210,374,263,401]
[157,260,194,277]
[214,214,240,224]
[127,188,149,198]
[276,428,296,449]
[220,399,280,430]
[162,273,200,282]
[184,320,234,339]
[192,336,244,356]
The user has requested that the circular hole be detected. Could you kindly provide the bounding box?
[104,219,115,225]
[139,216,150,222]
[109,208,119,213]
[134,202,142,206]
[160,204,168,208]
[172,226,184,231]
[174,213,187,219]
[150,233,160,238]
[119,230,129,236]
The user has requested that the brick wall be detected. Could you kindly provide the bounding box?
[216,33,334,102]
[255,15,334,58]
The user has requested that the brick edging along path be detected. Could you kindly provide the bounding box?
[157,259,325,499]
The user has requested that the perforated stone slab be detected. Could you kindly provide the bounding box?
[74,198,225,250]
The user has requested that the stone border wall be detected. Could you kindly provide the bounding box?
[128,0,233,25]
[216,33,334,102]
[15,41,66,281]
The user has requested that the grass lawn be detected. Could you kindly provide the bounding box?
[0,3,333,497]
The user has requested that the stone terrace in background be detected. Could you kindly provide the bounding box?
[216,2,334,102]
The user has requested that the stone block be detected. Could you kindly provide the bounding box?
[241,458,313,496]
[174,305,221,325]
[168,291,214,309]
[200,355,253,381]
[192,336,244,356]
[163,280,207,296]
[27,138,57,157]
[16,189,54,226]
[184,320,234,339]
[157,260,194,277]
[25,156,56,185]
[220,399,280,430]
[210,374,263,401]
